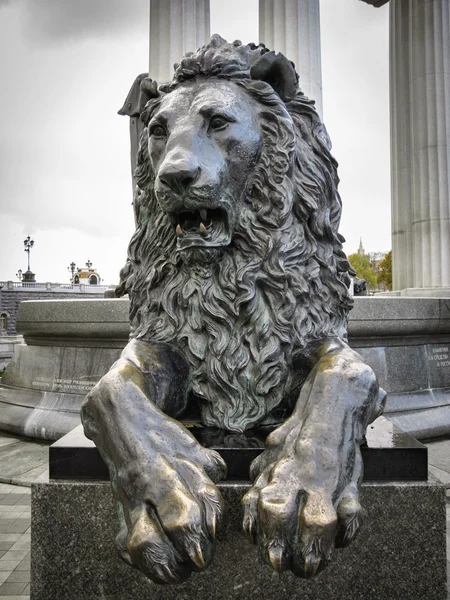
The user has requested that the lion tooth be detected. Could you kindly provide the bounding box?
[176,224,183,236]
[199,222,207,235]
[199,208,207,221]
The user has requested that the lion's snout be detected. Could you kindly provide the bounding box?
[155,149,224,216]
[157,159,201,196]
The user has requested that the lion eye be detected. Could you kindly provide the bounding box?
[150,124,167,138]
[209,115,229,131]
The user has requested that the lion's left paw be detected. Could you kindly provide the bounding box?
[242,448,363,578]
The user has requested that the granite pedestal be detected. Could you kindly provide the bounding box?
[31,418,447,600]
[31,482,447,600]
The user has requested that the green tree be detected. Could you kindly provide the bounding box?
[348,253,377,290]
[377,250,392,291]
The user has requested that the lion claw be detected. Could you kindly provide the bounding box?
[188,540,206,568]
[303,551,322,579]
[268,544,285,572]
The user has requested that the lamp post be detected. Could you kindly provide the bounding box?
[68,262,77,282]
[22,236,36,283]
[24,236,34,272]
[86,259,93,269]
[16,269,23,282]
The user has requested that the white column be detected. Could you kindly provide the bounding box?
[259,0,323,116]
[149,0,211,83]
[390,0,450,290]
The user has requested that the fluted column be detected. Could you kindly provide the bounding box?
[149,0,210,83]
[390,0,450,290]
[259,0,322,116]
[122,1,210,224]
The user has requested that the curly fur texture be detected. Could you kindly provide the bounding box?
[117,36,353,432]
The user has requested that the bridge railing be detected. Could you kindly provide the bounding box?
[0,281,112,293]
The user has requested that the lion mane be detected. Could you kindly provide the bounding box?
[117,36,353,432]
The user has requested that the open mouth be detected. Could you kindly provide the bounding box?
[169,207,230,249]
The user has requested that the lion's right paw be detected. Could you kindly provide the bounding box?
[115,453,225,584]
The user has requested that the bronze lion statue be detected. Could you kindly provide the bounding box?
[81,35,386,584]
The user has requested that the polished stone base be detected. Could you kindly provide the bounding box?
[31,479,447,600]
[48,417,428,483]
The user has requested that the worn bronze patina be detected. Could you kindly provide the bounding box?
[81,35,386,584]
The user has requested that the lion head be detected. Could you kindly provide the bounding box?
[117,35,353,432]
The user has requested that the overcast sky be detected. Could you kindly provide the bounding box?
[0,0,390,285]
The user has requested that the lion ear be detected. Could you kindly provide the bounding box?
[250,51,298,102]
[138,77,159,113]
[118,75,160,119]
[139,78,163,125]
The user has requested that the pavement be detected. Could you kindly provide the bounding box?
[0,433,49,600]
[0,430,449,600]
[0,483,31,599]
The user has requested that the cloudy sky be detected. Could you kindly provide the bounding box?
[0,0,389,285]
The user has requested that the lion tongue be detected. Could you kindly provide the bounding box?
[184,218,199,231]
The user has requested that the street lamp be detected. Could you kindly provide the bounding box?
[16,269,23,281]
[23,236,34,272]
[68,262,77,282]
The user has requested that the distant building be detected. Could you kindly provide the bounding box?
[356,240,387,266]
[71,260,102,286]
[357,238,365,256]
[367,251,388,272]
[355,239,388,292]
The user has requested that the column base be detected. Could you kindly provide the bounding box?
[376,288,450,298]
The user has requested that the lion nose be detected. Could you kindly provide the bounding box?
[158,163,201,193]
